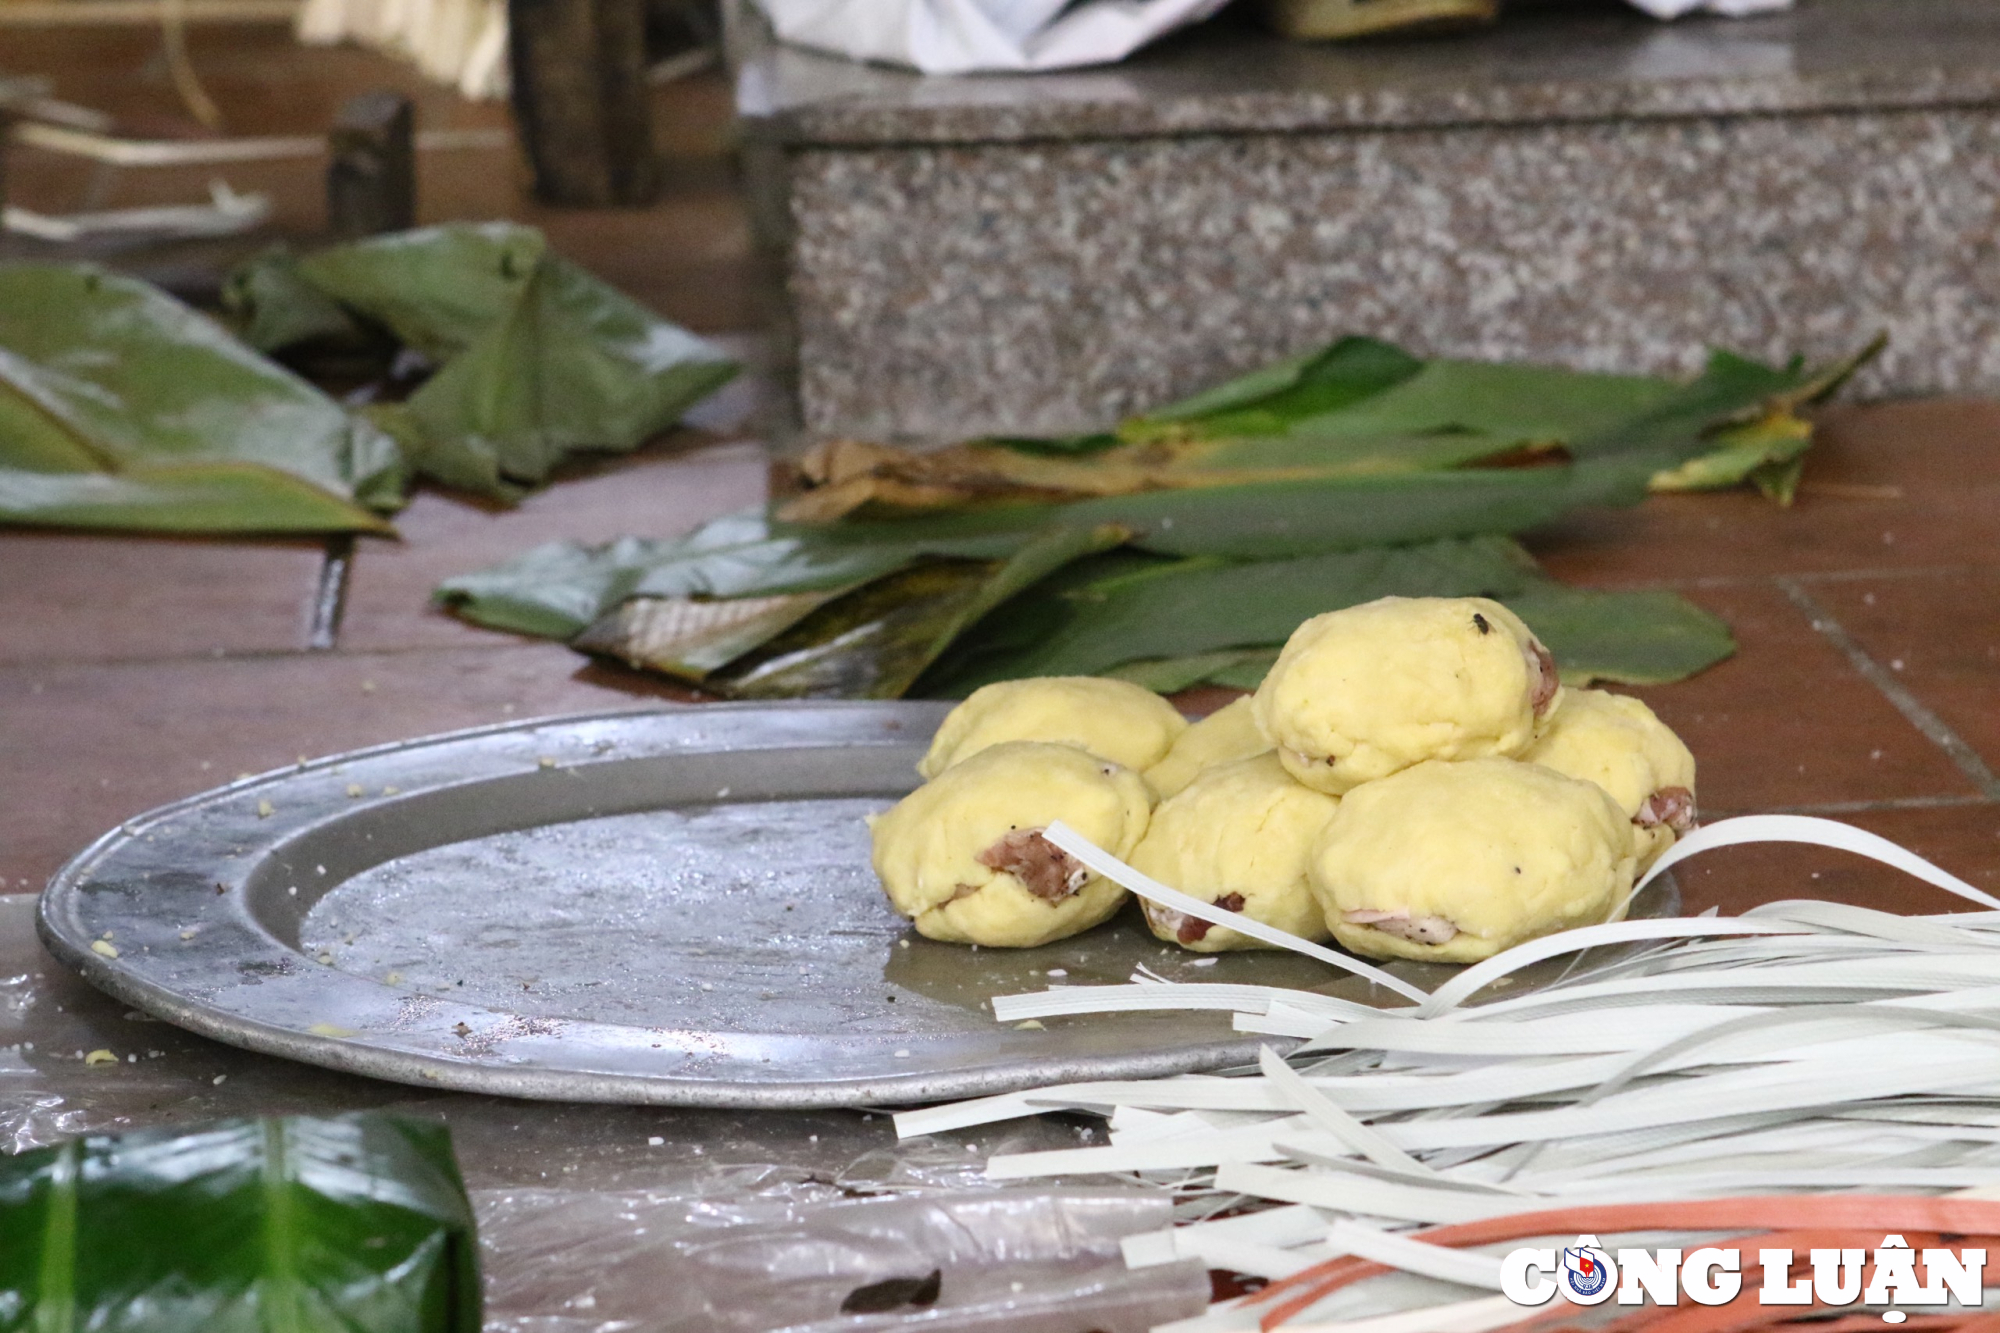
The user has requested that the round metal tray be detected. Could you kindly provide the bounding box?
[38,702,1678,1108]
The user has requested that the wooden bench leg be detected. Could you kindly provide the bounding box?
[327,90,416,239]
[507,0,660,207]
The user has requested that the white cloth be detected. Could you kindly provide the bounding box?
[748,0,1234,74]
[1625,0,1791,17]
[751,0,1795,75]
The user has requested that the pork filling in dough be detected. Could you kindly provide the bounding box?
[1635,785,1698,833]
[974,828,1090,902]
[1342,909,1460,946]
[1528,641,1559,716]
[1143,893,1248,945]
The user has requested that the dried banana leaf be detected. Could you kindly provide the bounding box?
[701,522,1129,699]
[707,559,1003,699]
[226,224,739,500]
[777,428,1540,523]
[0,1113,480,1333]
[1260,0,1497,41]
[0,265,402,534]
[780,339,1878,523]
[571,587,858,681]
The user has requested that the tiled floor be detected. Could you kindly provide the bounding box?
[5,22,2000,930]
[7,399,2000,910]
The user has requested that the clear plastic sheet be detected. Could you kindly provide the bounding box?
[477,1184,1207,1333]
[0,896,1208,1332]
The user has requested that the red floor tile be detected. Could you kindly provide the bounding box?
[1620,582,1979,815]
[1672,801,2000,919]
[1810,567,2000,781]
[0,643,693,890]
[1534,399,2000,587]
[0,531,324,665]
[335,437,767,653]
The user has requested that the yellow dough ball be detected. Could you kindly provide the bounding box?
[871,741,1152,948]
[1131,753,1339,952]
[1310,758,1634,964]
[1254,596,1561,795]
[918,677,1189,780]
[1520,689,1698,871]
[1143,697,1272,800]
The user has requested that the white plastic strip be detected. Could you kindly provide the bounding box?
[1638,814,2000,908]
[1417,917,1814,1017]
[1043,822,1430,1002]
[1260,1047,1433,1177]
[1280,1294,1528,1333]
[1326,1219,1506,1290]
[1214,1162,1528,1225]
[991,982,1369,1023]
[1123,1203,1330,1269]
[984,1115,1311,1180]
[1176,1234,1335,1279]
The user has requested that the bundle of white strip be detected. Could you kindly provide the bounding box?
[296,0,508,99]
[897,815,2000,1332]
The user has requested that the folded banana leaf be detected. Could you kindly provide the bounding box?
[227,224,739,500]
[0,1113,480,1333]
[0,265,403,534]
[777,338,1879,523]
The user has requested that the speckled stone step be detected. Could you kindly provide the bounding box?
[732,0,2000,442]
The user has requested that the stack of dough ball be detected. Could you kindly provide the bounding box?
[1143,697,1271,799]
[1522,689,1697,872]
[1130,753,1338,952]
[871,741,1152,947]
[918,676,1188,779]
[1254,597,1560,795]
[1311,758,1636,964]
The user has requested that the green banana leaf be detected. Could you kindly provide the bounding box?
[0,265,403,534]
[0,1113,480,1333]
[1502,585,1737,686]
[1067,453,1665,559]
[222,250,368,355]
[1096,585,1735,697]
[228,225,739,500]
[917,535,1543,693]
[1260,359,1677,446]
[1126,335,1425,438]
[1062,337,1878,495]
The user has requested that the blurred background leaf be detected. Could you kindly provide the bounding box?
[0,265,402,534]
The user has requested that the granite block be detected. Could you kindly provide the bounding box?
[736,0,2000,441]
[777,107,2000,439]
